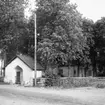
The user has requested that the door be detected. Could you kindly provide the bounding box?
[16,71,20,84]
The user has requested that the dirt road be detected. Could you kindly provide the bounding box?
[0,85,105,105]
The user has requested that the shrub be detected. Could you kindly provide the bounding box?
[95,83,105,88]
[44,76,105,88]
[45,70,59,87]
[0,77,4,82]
[58,77,95,88]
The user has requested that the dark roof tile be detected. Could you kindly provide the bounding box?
[17,54,44,70]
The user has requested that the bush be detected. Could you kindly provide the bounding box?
[0,77,4,82]
[44,75,105,88]
[45,71,59,87]
[58,77,95,88]
[95,83,105,88]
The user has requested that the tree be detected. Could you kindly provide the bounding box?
[82,18,94,76]
[36,0,87,75]
[93,17,105,76]
[0,0,36,62]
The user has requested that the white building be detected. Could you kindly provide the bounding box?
[4,54,44,86]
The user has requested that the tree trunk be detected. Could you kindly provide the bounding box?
[68,65,71,77]
[85,63,88,77]
[93,64,97,77]
[77,65,80,77]
[77,59,80,77]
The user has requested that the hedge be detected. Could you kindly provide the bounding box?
[54,77,105,88]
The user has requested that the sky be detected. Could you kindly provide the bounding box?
[71,0,105,22]
[24,0,36,19]
[25,0,105,22]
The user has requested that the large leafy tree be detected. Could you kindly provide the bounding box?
[82,18,95,76]
[82,17,105,76]
[0,0,94,77]
[0,0,35,61]
[0,0,24,44]
[93,17,105,76]
[36,0,87,72]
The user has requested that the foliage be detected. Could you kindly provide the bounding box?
[1,0,105,78]
[0,0,25,61]
[92,17,105,76]
[95,82,105,88]
[0,0,35,61]
[81,18,96,75]
[45,70,59,87]
[37,0,87,69]
[0,77,4,82]
[56,77,105,88]
[58,77,94,88]
[81,17,105,76]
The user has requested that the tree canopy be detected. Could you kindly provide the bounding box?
[36,0,87,69]
[1,0,105,76]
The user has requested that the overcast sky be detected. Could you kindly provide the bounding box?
[71,0,105,22]
[25,0,105,22]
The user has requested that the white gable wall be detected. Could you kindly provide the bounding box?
[4,58,42,86]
